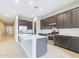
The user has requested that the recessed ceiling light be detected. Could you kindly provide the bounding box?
[40,8,43,11]
[30,1,34,5]
[14,0,19,4]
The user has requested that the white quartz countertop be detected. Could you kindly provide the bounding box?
[19,34,47,40]
[55,34,79,37]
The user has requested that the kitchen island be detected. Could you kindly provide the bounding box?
[19,34,48,58]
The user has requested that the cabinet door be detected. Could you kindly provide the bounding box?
[45,18,50,29]
[19,20,28,26]
[72,7,79,28]
[45,16,57,29]
[57,13,64,28]
[41,16,57,29]
[28,21,32,29]
[69,37,79,52]
[41,20,43,29]
[41,19,47,29]
[48,16,57,28]
[63,11,72,28]
[54,35,70,48]
[60,36,70,48]
[54,35,63,46]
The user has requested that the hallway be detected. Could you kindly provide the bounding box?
[0,35,23,58]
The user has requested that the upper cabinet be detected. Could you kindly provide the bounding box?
[18,20,28,26]
[41,15,57,29]
[41,7,79,29]
[57,13,64,28]
[63,11,72,28]
[57,10,72,28]
[28,21,32,29]
[41,19,47,29]
[18,20,32,29]
[48,16,57,25]
[72,8,79,28]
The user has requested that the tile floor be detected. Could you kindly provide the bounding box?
[0,35,79,58]
[0,35,23,58]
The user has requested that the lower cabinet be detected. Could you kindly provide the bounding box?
[54,35,79,52]
[69,37,79,52]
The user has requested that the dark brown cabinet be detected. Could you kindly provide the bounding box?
[41,19,47,29]
[47,16,57,24]
[41,7,79,29]
[44,19,49,28]
[28,21,32,29]
[57,10,72,28]
[41,15,57,29]
[57,13,64,28]
[19,20,28,26]
[63,11,72,28]
[18,20,32,29]
[54,35,79,52]
[69,37,79,52]
[54,35,70,48]
[72,8,79,28]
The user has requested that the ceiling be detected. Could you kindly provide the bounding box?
[0,0,77,22]
[0,15,15,25]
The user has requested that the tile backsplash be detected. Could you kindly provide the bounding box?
[40,28,79,36]
[59,28,79,35]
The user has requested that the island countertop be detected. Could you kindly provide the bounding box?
[19,34,47,40]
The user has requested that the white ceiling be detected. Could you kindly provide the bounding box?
[0,0,77,20]
[0,15,15,25]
